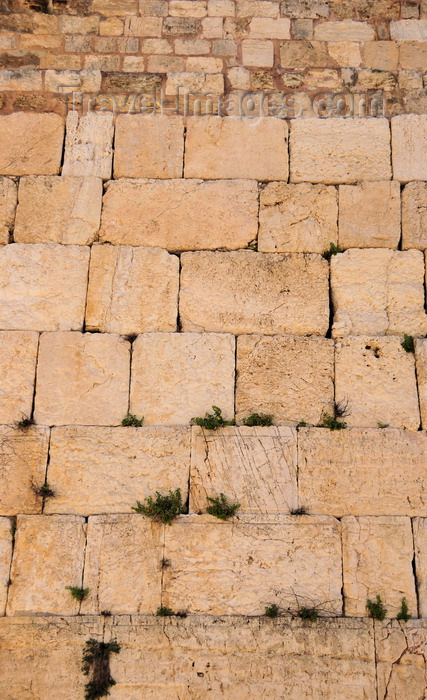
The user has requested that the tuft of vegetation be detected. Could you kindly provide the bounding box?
[290,506,309,516]
[65,586,90,602]
[366,595,387,621]
[156,606,174,617]
[265,603,279,618]
[161,558,171,569]
[132,488,184,525]
[242,413,273,427]
[247,239,258,251]
[401,334,415,353]
[334,399,350,419]
[192,405,235,430]
[101,610,112,617]
[319,412,347,431]
[82,638,121,700]
[322,242,343,261]
[33,482,55,499]
[15,415,35,430]
[297,421,308,428]
[206,493,240,520]
[377,422,389,429]
[397,597,411,622]
[121,412,144,427]
[298,606,319,622]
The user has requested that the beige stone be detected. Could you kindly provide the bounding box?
[414,518,427,616]
[390,19,427,41]
[375,621,427,700]
[331,249,427,337]
[402,181,427,249]
[0,331,38,424]
[0,113,64,176]
[290,119,391,184]
[14,176,102,245]
[327,41,361,66]
[416,339,427,429]
[180,251,329,335]
[242,39,274,66]
[185,117,288,181]
[400,41,427,71]
[0,518,12,616]
[342,515,417,617]
[34,332,130,426]
[0,243,90,332]
[363,40,399,70]
[6,515,86,615]
[236,335,334,425]
[165,70,224,94]
[338,181,401,248]
[249,17,290,38]
[315,20,375,41]
[85,245,179,335]
[335,336,420,430]
[114,115,184,179]
[62,112,114,179]
[392,114,427,181]
[0,178,17,243]
[258,182,338,253]
[0,426,49,516]
[100,178,258,250]
[280,40,329,69]
[170,0,207,17]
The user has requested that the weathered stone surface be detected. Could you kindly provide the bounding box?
[85,244,179,335]
[6,515,86,615]
[100,178,258,250]
[392,114,427,181]
[14,176,102,245]
[0,331,38,424]
[0,518,12,616]
[390,19,427,40]
[258,182,338,253]
[338,181,401,248]
[414,518,427,617]
[402,181,427,249]
[180,251,329,335]
[331,249,427,337]
[185,117,289,181]
[114,115,185,178]
[236,335,334,425]
[290,119,391,183]
[0,113,64,176]
[34,332,130,426]
[242,39,274,67]
[416,339,427,429]
[0,243,90,331]
[62,112,114,179]
[0,426,49,516]
[342,515,417,618]
[130,333,235,425]
[314,20,375,41]
[280,40,329,69]
[335,336,420,430]
[0,177,17,243]
[375,621,427,700]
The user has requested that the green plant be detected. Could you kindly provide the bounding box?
[247,239,258,251]
[33,482,55,499]
[290,507,309,516]
[132,488,184,525]
[298,606,319,622]
[192,405,235,430]
[242,413,273,427]
[377,422,389,429]
[206,493,240,520]
[121,412,144,427]
[156,606,174,617]
[366,595,387,620]
[65,586,90,602]
[297,421,307,428]
[322,242,343,261]
[265,603,279,618]
[320,412,347,431]
[15,415,34,430]
[397,597,411,622]
[82,638,120,700]
[401,334,415,353]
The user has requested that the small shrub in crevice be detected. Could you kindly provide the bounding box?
[15,415,35,430]
[265,603,280,618]
[156,606,174,617]
[366,595,387,620]
[290,506,309,516]
[206,493,240,520]
[377,422,389,429]
[132,488,184,525]
[397,597,411,622]
[401,334,415,353]
[121,412,144,427]
[65,586,90,602]
[298,606,319,622]
[242,413,273,427]
[82,638,121,700]
[32,482,55,499]
[334,399,350,419]
[297,421,308,428]
[322,242,343,261]
[319,412,347,431]
[192,406,235,430]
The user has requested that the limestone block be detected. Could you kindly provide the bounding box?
[290,119,391,183]
[0,113,64,176]
[402,181,427,249]
[299,428,427,516]
[342,515,417,618]
[242,39,274,67]
[14,176,102,245]
[0,243,90,332]
[114,115,184,178]
[338,181,401,249]
[314,20,375,41]
[335,336,420,430]
[190,426,298,514]
[0,331,38,424]
[331,249,427,338]
[130,333,235,425]
[0,426,49,516]
[258,182,338,253]
[100,178,258,250]
[0,518,12,616]
[6,515,86,615]
[375,621,427,700]
[184,117,288,181]
[327,41,362,66]
[163,514,342,615]
[85,245,179,335]
[62,112,114,179]
[236,335,334,425]
[416,339,427,429]
[390,19,427,40]
[34,332,130,426]
[81,515,163,614]
[180,251,329,335]
[392,115,427,181]
[0,177,17,243]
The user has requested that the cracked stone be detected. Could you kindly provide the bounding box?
[62,112,114,179]
[402,181,427,250]
[0,177,17,244]
[0,113,64,176]
[0,518,12,616]
[0,331,38,424]
[0,426,49,516]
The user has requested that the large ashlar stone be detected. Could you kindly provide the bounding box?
[236,335,334,425]
[180,251,329,335]
[0,426,49,516]
[258,182,338,253]
[130,333,235,425]
[342,515,417,618]
[299,428,427,516]
[290,119,391,183]
[413,518,427,617]
[314,19,375,41]
[0,113,64,176]
[0,243,90,332]
[335,336,420,430]
[14,176,102,245]
[416,339,427,429]
[114,115,185,178]
[331,249,427,337]
[0,331,38,424]
[34,332,130,426]
[0,177,17,244]
[190,426,298,514]
[375,621,427,700]
[392,114,427,181]
[62,112,114,179]
[100,178,258,250]
[402,181,427,250]
[6,515,86,615]
[184,117,289,180]
[0,518,12,616]
[338,181,401,248]
[81,515,163,614]
[85,244,179,335]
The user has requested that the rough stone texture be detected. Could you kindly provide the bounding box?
[0,518,12,616]
[236,335,334,425]
[163,514,342,615]
[331,249,427,338]
[14,176,102,245]
[342,516,417,618]
[85,244,179,335]
[258,182,338,253]
[390,19,427,40]
[335,336,420,430]
[402,181,427,250]
[130,333,235,425]
[114,115,185,178]
[0,331,38,424]
[0,426,49,516]
[180,251,329,335]
[338,181,401,249]
[0,113,64,176]
[392,114,427,181]
[416,339,427,429]
[62,112,114,179]
[34,332,130,426]
[0,177,17,244]
[190,426,298,514]
[375,620,427,700]
[314,20,375,41]
[6,515,86,615]
[100,178,258,250]
[290,119,391,183]
[299,428,427,516]
[184,117,289,181]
